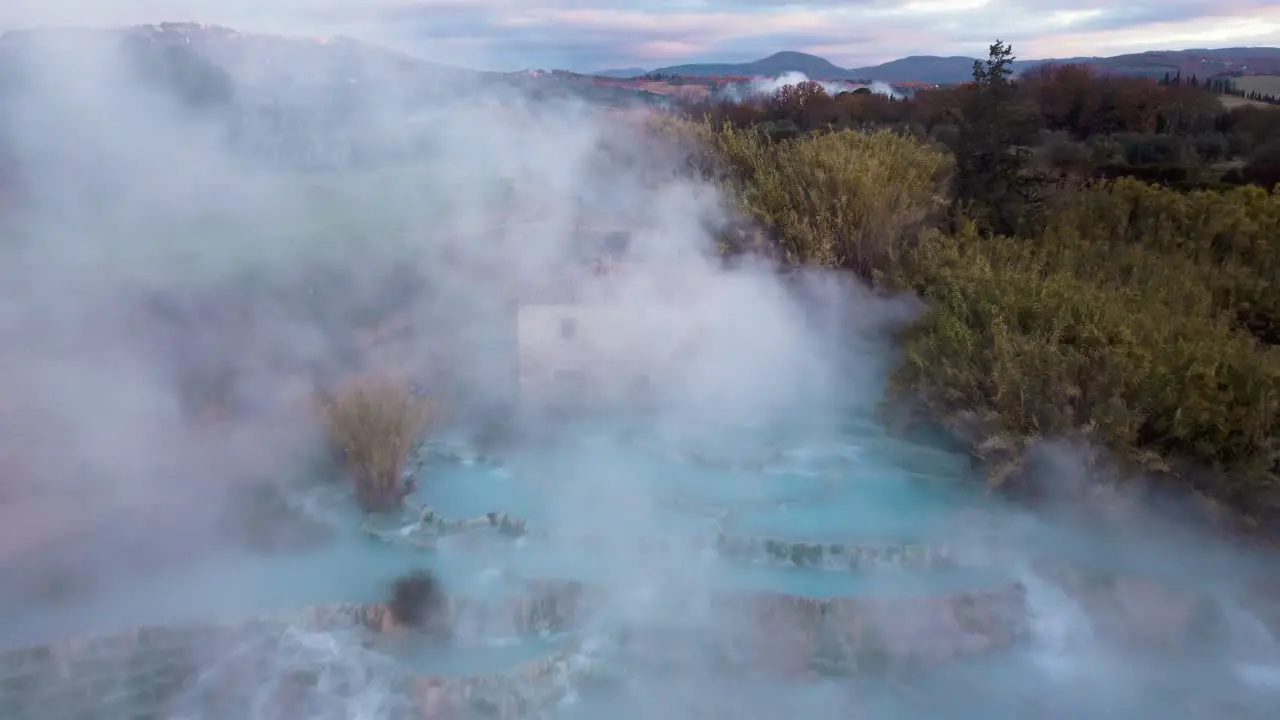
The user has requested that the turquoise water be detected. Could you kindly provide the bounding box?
[3,393,1279,718]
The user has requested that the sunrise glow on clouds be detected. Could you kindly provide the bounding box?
[1,0,1278,71]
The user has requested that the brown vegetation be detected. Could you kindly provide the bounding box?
[680,57,1280,193]
[317,373,430,513]
[388,568,447,631]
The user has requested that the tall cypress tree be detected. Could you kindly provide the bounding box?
[952,40,1044,236]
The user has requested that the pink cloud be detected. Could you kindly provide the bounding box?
[519,8,837,40]
[0,0,1276,70]
[632,40,710,60]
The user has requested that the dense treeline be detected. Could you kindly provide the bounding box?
[1161,72,1280,106]
[671,41,1280,533]
[679,50,1280,193]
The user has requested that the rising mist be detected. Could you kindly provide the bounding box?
[0,7,1276,720]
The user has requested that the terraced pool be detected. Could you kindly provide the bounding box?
[2,376,1278,719]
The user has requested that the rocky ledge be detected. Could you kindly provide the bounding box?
[305,579,1029,674]
[364,505,976,570]
[0,566,1241,719]
[0,578,1033,719]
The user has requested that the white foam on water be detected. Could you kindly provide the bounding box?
[1219,602,1280,691]
[1021,570,1103,684]
[27,418,1280,718]
[292,482,361,525]
[168,625,415,720]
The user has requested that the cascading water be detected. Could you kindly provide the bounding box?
[7,388,1280,718]
[1221,600,1280,689]
[1021,569,1100,683]
[167,625,417,720]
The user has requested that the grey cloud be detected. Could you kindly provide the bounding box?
[1,0,1275,72]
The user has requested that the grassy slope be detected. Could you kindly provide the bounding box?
[1232,75,1280,95]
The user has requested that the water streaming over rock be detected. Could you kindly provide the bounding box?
[1222,601,1280,690]
[1022,569,1099,682]
[5,375,1280,717]
[167,626,417,720]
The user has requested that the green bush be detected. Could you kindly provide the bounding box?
[689,111,1280,524]
[1192,133,1230,163]
[1115,133,1197,166]
[1037,131,1093,175]
[702,121,952,279]
[1042,178,1279,344]
[889,182,1280,518]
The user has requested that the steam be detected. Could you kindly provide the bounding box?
[0,10,1278,720]
[715,71,903,102]
[0,20,877,613]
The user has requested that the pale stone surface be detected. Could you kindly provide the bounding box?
[367,505,973,571]
[0,578,1036,718]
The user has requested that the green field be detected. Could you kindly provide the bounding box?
[1230,74,1280,95]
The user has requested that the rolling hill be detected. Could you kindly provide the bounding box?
[593,67,649,79]
[645,51,859,81]
[618,47,1280,84]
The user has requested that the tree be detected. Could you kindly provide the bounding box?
[767,80,830,124]
[971,40,1018,94]
[951,40,1045,236]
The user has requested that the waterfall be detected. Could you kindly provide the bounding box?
[167,625,416,720]
[1220,600,1280,690]
[1021,570,1100,682]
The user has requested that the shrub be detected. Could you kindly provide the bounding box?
[889,181,1280,520]
[1037,131,1093,176]
[703,122,951,279]
[1192,133,1230,163]
[1041,178,1280,346]
[1086,135,1125,165]
[1241,159,1280,189]
[317,374,430,513]
[1115,132,1197,166]
[1094,162,1195,185]
[388,569,447,631]
[689,81,1280,526]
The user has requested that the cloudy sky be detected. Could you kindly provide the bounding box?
[2,0,1279,72]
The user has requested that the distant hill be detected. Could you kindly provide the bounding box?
[652,51,858,80]
[592,67,649,78]
[636,47,1280,84]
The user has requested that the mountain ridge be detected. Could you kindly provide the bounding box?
[602,46,1280,84]
[6,24,1277,93]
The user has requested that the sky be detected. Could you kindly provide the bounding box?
[1,0,1279,72]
